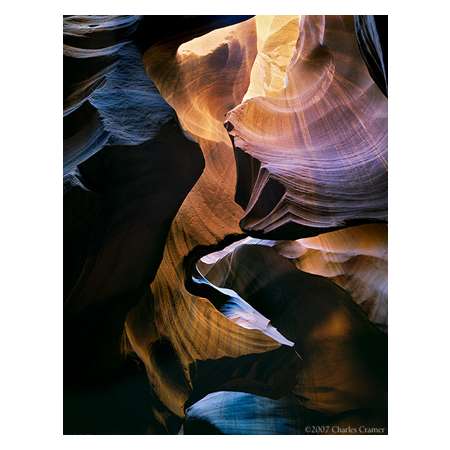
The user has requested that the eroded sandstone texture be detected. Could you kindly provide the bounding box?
[63,15,388,435]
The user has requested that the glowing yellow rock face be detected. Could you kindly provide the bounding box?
[243,15,300,101]
[152,18,257,146]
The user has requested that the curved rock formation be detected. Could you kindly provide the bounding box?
[199,223,388,329]
[225,15,387,235]
[355,15,388,97]
[184,391,307,434]
[63,15,257,434]
[278,224,388,329]
[196,244,387,414]
[64,15,388,434]
[126,17,279,418]
[121,16,388,423]
[63,15,142,175]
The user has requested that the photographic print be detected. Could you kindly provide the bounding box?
[63,15,388,435]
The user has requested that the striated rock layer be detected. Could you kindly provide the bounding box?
[121,15,388,429]
[191,243,387,433]
[63,15,257,433]
[226,15,387,235]
[200,223,388,329]
[63,15,388,434]
[126,18,280,416]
